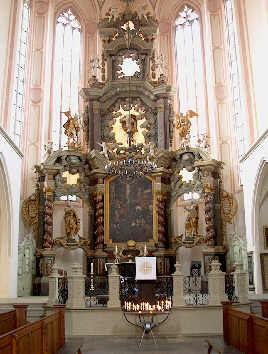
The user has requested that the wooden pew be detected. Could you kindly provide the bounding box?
[222,302,268,354]
[0,305,28,336]
[0,306,65,354]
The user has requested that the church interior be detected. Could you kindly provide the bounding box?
[0,0,268,352]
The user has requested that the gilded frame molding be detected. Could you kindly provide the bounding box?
[104,175,157,246]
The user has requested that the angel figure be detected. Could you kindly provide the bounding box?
[175,110,198,146]
[61,111,80,149]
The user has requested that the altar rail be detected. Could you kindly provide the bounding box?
[222,302,268,353]
[0,305,28,336]
[0,307,65,354]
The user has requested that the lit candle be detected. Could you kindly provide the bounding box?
[115,245,118,256]
[91,262,94,274]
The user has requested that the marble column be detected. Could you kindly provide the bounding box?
[66,263,86,309]
[172,262,185,306]
[208,260,227,305]
[47,263,59,306]
[107,264,120,308]
[234,263,248,304]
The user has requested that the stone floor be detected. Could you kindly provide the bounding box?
[58,335,221,353]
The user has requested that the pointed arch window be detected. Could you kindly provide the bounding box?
[10,0,30,147]
[175,5,207,145]
[224,0,247,158]
[52,9,81,150]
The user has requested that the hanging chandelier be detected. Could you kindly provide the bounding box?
[105,144,157,182]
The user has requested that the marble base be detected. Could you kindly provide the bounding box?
[63,303,250,337]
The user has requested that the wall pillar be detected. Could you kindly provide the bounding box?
[172,262,185,306]
[208,260,227,305]
[66,263,86,309]
[107,264,120,308]
[22,0,51,198]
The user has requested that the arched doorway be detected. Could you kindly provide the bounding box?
[252,161,268,294]
[0,156,12,297]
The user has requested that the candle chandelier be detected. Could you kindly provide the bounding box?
[104,1,157,182]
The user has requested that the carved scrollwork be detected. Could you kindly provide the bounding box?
[220,189,238,223]
[22,193,39,231]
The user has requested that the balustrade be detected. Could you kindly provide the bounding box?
[48,261,248,309]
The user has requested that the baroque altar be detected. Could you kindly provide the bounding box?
[21,2,237,295]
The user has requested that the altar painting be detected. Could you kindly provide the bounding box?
[105,176,154,243]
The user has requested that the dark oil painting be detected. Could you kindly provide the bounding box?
[109,177,153,243]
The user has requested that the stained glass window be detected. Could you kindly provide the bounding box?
[175,5,206,146]
[10,0,30,147]
[52,9,81,149]
[224,0,247,158]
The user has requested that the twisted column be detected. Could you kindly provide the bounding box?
[157,193,167,248]
[95,192,104,249]
[43,189,54,249]
[204,188,215,246]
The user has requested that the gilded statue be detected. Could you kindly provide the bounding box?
[64,205,80,242]
[62,111,81,149]
[175,110,198,146]
[184,203,199,235]
[22,193,39,232]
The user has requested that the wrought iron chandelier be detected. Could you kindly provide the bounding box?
[105,144,157,182]
[104,4,157,182]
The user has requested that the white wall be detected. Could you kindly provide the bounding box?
[0,126,23,297]
[240,129,268,294]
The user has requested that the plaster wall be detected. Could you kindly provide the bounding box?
[0,126,23,297]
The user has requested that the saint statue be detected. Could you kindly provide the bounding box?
[184,203,199,235]
[175,110,198,146]
[61,111,80,149]
[64,205,80,242]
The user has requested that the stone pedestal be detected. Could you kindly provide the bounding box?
[208,260,227,306]
[234,263,248,304]
[172,263,185,306]
[107,264,120,308]
[66,263,86,309]
[47,263,59,306]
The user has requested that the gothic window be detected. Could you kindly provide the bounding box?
[10,0,30,147]
[52,9,81,150]
[224,0,247,158]
[175,5,207,145]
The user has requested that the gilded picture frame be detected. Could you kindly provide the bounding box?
[104,175,157,246]
[264,226,268,249]
[260,253,268,292]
